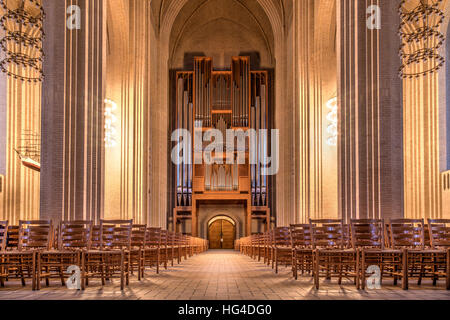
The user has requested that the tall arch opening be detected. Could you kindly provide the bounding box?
[208,215,236,249]
[168,0,276,237]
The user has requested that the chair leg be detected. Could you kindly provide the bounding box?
[275,249,278,274]
[141,251,146,279]
[446,249,450,290]
[156,250,160,274]
[60,261,66,287]
[293,252,298,280]
[356,250,360,289]
[138,250,142,281]
[45,265,50,287]
[125,252,131,286]
[19,256,26,287]
[418,254,424,286]
[402,249,408,290]
[81,253,86,290]
[120,252,125,291]
[432,254,438,286]
[361,251,366,290]
[314,250,320,290]
[32,253,36,291]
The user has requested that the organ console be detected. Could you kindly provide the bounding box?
[172,57,271,237]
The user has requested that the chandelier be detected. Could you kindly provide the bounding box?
[0,0,44,82]
[398,0,445,79]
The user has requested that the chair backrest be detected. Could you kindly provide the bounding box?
[169,232,177,247]
[272,227,290,247]
[90,225,101,249]
[289,224,312,248]
[145,227,161,248]
[160,229,169,248]
[100,219,132,250]
[343,224,351,248]
[350,219,384,250]
[175,233,183,246]
[19,220,53,251]
[59,220,93,250]
[251,234,261,246]
[0,221,8,251]
[310,219,344,249]
[389,219,425,249]
[130,224,147,249]
[263,231,270,247]
[6,225,19,250]
[428,219,450,249]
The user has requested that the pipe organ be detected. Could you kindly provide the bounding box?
[173,57,271,237]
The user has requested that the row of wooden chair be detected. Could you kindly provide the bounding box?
[236,219,450,290]
[0,220,208,290]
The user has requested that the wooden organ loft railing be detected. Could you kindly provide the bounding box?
[173,57,271,237]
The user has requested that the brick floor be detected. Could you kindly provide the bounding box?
[0,250,449,300]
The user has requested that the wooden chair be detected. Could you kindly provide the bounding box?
[35,220,93,290]
[387,219,430,288]
[81,219,132,290]
[311,219,357,289]
[290,224,313,280]
[0,220,52,290]
[129,224,146,281]
[427,219,450,289]
[0,221,7,251]
[271,227,292,273]
[352,219,406,290]
[143,227,161,276]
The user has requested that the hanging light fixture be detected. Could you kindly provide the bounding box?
[398,0,445,79]
[0,0,44,82]
[104,99,118,148]
[326,97,338,147]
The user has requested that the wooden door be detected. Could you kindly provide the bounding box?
[208,219,235,249]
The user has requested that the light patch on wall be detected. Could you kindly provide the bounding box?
[447,20,450,170]
[0,71,5,175]
[104,99,118,148]
[326,97,338,146]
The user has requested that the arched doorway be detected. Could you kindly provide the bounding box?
[208,216,236,249]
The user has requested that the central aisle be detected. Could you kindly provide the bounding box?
[1,250,448,300]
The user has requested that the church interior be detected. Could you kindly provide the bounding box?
[0,0,449,300]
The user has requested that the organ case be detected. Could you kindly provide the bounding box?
[172,57,271,236]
